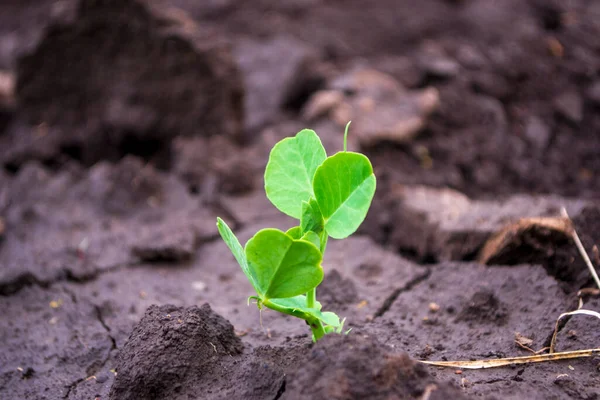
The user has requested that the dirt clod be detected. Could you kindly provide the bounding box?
[481,206,600,291]
[109,304,243,400]
[10,0,243,167]
[235,36,323,133]
[372,185,589,263]
[456,289,509,326]
[131,224,196,262]
[286,334,468,400]
[303,67,440,146]
[0,70,14,110]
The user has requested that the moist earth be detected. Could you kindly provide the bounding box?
[1,0,599,399]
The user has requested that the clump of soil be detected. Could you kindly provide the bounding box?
[481,205,600,292]
[109,304,243,400]
[456,289,509,326]
[7,0,244,168]
[285,334,468,400]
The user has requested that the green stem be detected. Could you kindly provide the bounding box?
[306,287,324,340]
[306,232,329,339]
[307,288,316,308]
[311,321,327,341]
[343,121,351,152]
[320,235,328,255]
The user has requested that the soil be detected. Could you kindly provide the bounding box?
[1,0,599,399]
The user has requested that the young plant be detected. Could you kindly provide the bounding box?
[216,123,376,341]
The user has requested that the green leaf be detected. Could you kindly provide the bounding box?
[313,152,376,239]
[269,295,322,311]
[300,231,321,249]
[320,311,341,328]
[286,226,302,239]
[216,218,258,293]
[266,296,340,327]
[264,129,327,219]
[300,198,324,235]
[245,229,323,299]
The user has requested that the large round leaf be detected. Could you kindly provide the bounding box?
[245,229,323,299]
[313,152,376,239]
[264,129,327,218]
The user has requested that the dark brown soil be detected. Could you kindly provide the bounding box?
[1,0,599,399]
[109,304,248,400]
[285,334,469,400]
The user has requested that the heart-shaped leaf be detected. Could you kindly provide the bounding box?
[216,218,258,293]
[245,229,323,299]
[313,152,376,239]
[264,129,327,219]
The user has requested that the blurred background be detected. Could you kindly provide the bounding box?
[1,0,599,262]
[1,0,599,195]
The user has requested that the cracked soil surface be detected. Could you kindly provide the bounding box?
[1,0,600,399]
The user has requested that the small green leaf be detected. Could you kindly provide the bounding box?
[313,152,376,239]
[300,198,324,235]
[300,231,321,249]
[217,218,259,293]
[320,311,341,328]
[264,129,327,218]
[266,296,339,327]
[338,318,348,334]
[245,229,323,299]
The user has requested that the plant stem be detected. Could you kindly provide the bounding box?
[307,232,329,338]
[310,320,326,341]
[307,288,316,308]
[343,121,351,152]
[320,235,328,255]
[306,287,324,339]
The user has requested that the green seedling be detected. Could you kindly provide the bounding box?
[216,123,376,341]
